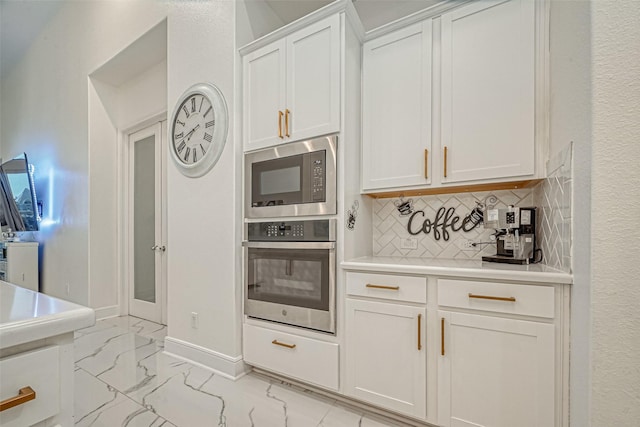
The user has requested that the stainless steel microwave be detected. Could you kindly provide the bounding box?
[244,136,337,218]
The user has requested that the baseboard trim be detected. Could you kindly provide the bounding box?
[164,337,250,381]
[93,305,120,320]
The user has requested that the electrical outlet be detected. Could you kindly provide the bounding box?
[191,312,199,329]
[66,282,70,296]
[400,238,418,250]
[456,239,477,251]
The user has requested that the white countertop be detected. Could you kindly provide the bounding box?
[342,256,573,284]
[0,281,95,349]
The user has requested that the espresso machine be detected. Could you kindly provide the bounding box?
[482,206,537,265]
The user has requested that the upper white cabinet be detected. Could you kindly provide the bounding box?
[441,0,535,184]
[243,41,286,151]
[361,0,540,192]
[243,15,341,152]
[362,21,432,191]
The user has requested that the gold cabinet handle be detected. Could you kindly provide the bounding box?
[272,339,296,349]
[417,314,422,350]
[0,386,36,412]
[365,284,400,291]
[441,318,445,356]
[278,111,284,138]
[424,149,429,179]
[468,293,516,302]
[443,146,448,178]
[285,109,290,137]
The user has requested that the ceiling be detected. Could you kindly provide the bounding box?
[264,0,444,31]
[0,0,444,79]
[0,0,62,78]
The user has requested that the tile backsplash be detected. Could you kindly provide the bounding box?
[534,143,573,272]
[373,189,534,260]
[372,145,573,269]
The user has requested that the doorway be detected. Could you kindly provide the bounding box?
[126,121,167,324]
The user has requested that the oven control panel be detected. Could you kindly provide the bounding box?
[248,219,335,242]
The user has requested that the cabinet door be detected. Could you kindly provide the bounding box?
[6,246,38,291]
[441,0,535,184]
[345,299,426,418]
[286,14,340,142]
[362,21,432,191]
[243,39,286,151]
[438,311,555,427]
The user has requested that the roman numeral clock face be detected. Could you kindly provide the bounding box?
[170,83,228,178]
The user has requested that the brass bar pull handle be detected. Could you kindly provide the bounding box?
[278,111,284,138]
[272,339,296,349]
[285,109,291,137]
[366,284,400,291]
[441,318,445,356]
[443,146,448,178]
[468,293,516,302]
[424,149,429,179]
[417,314,422,350]
[0,386,36,412]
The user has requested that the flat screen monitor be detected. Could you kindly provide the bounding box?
[1,153,39,231]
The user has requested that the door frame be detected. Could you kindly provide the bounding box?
[118,113,168,324]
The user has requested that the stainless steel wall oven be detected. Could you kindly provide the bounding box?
[243,219,336,334]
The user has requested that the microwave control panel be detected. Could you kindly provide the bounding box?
[310,151,325,202]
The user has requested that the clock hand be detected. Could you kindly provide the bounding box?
[186,124,201,142]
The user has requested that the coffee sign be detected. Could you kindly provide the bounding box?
[407,207,480,241]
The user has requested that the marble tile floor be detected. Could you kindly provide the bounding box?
[74,315,413,427]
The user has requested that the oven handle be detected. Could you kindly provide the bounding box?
[242,241,335,250]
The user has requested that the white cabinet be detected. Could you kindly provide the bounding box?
[361,0,539,192]
[243,41,286,151]
[344,271,427,419]
[440,0,536,184]
[362,21,432,191]
[243,14,340,151]
[437,278,557,427]
[0,242,39,291]
[243,323,339,391]
[437,311,554,427]
[345,298,426,418]
[0,346,60,427]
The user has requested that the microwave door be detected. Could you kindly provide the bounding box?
[251,154,306,207]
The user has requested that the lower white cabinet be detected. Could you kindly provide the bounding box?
[345,299,426,419]
[437,311,555,427]
[0,346,60,427]
[0,242,39,291]
[243,323,339,390]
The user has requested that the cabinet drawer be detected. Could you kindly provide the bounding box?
[346,272,426,304]
[0,346,60,427]
[243,324,339,390]
[438,279,555,318]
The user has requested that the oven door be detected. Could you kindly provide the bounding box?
[243,241,335,334]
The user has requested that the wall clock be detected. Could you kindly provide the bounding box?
[170,82,229,178]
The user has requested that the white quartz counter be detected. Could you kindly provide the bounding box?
[0,281,95,349]
[342,256,572,285]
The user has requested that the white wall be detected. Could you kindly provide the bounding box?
[0,1,167,304]
[548,1,592,425]
[166,0,242,359]
[590,1,640,424]
[88,59,167,311]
